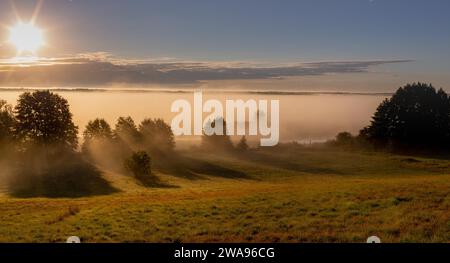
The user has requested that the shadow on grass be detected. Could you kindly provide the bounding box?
[8,154,119,198]
[153,153,250,180]
[395,150,450,161]
[134,173,179,188]
[239,150,343,175]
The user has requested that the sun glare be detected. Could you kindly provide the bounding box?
[8,22,44,54]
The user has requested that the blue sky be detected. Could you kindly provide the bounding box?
[0,0,449,89]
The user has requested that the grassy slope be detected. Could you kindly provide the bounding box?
[0,147,449,242]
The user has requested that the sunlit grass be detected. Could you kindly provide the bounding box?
[0,148,449,242]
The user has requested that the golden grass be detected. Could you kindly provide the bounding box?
[0,148,449,242]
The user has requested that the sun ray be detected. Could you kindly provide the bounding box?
[30,0,45,24]
[8,0,22,22]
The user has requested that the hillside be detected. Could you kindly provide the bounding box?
[0,147,449,242]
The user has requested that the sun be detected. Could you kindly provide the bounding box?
[8,22,45,54]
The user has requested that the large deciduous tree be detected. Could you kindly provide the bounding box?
[360,83,450,148]
[14,90,78,149]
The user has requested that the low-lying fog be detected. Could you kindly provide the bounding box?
[0,88,388,143]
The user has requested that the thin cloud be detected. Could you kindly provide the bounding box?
[0,53,413,86]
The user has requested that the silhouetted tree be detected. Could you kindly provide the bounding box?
[0,100,16,145]
[82,118,114,155]
[336,132,353,144]
[139,118,175,154]
[236,136,249,152]
[360,83,450,148]
[202,118,234,151]
[14,90,78,149]
[9,92,118,197]
[83,118,113,141]
[114,116,140,145]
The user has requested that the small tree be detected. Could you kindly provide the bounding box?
[0,100,16,144]
[83,118,113,142]
[335,132,353,145]
[236,136,249,152]
[124,151,152,180]
[114,116,140,145]
[14,90,78,149]
[82,118,114,158]
[139,118,175,154]
[202,118,234,151]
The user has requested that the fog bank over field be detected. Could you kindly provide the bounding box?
[0,88,387,143]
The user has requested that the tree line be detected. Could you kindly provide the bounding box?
[332,83,450,151]
[0,90,250,193]
[1,83,447,196]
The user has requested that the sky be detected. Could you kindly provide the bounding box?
[0,0,449,90]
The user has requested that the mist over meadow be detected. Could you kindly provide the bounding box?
[0,88,388,143]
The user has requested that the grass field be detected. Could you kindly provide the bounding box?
[0,146,449,243]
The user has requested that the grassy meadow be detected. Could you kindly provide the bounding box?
[0,145,449,243]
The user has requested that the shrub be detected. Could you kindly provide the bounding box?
[124,151,152,179]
